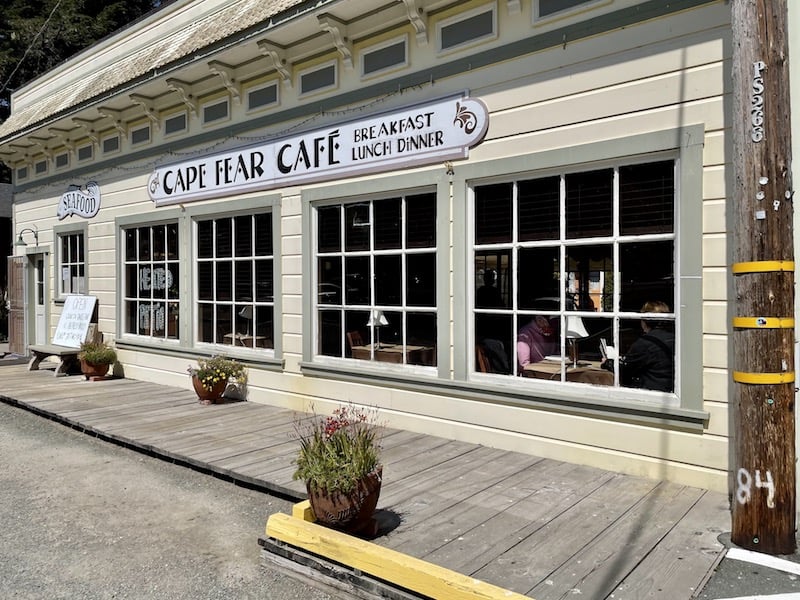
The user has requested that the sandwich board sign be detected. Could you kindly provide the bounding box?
[52,295,97,348]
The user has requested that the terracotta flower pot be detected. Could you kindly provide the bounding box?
[80,359,110,380]
[306,466,383,535]
[191,375,228,404]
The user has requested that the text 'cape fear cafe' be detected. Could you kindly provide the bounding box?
[146,95,489,206]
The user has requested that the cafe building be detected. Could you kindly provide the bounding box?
[0,0,763,494]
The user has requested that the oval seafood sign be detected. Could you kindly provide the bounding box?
[147,94,490,206]
[57,181,101,220]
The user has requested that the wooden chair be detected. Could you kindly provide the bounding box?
[475,344,492,373]
[347,331,364,349]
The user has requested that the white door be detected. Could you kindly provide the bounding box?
[33,255,47,345]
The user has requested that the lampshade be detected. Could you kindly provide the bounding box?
[565,315,589,339]
[366,309,388,327]
[238,306,253,320]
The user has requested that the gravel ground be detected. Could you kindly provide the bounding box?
[0,400,340,600]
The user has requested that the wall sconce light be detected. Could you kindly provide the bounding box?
[15,226,38,247]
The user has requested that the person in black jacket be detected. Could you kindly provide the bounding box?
[618,300,675,392]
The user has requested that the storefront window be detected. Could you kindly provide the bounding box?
[316,193,437,366]
[473,160,676,393]
[58,232,85,296]
[123,223,180,339]
[196,213,274,349]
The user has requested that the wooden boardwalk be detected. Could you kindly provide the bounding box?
[0,363,730,599]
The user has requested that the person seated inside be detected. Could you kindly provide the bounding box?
[605,300,675,392]
[517,315,558,372]
[476,268,503,308]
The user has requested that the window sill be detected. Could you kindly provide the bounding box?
[300,360,708,431]
[115,339,284,370]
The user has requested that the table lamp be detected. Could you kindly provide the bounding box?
[238,305,253,337]
[366,309,389,348]
[565,315,589,367]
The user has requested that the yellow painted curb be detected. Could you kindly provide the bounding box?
[292,499,315,521]
[266,511,531,600]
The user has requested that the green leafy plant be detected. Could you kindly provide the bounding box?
[78,340,117,365]
[293,404,383,494]
[187,355,246,391]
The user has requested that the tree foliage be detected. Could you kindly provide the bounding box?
[0,0,162,119]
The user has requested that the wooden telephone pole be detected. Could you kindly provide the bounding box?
[731,0,796,555]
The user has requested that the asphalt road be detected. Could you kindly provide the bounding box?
[0,401,338,600]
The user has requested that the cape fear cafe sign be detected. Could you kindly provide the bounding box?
[147,95,489,206]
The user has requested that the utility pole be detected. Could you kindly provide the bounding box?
[731,0,796,555]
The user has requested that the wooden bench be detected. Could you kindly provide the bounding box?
[28,344,82,377]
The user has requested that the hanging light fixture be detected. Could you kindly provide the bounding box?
[15,226,39,247]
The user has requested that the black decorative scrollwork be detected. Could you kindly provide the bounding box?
[453,101,478,134]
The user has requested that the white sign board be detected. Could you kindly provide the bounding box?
[52,295,97,348]
[57,181,101,220]
[147,94,489,206]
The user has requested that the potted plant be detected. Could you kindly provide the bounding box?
[293,404,384,535]
[187,355,246,404]
[78,340,117,380]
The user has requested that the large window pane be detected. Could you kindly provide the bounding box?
[566,169,612,239]
[406,193,436,248]
[519,176,560,242]
[374,197,401,250]
[475,183,512,244]
[196,212,274,349]
[517,247,560,311]
[375,255,401,306]
[317,193,437,365]
[620,161,674,235]
[473,161,676,394]
[619,240,674,312]
[124,223,180,341]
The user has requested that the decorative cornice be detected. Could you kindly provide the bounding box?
[72,117,99,145]
[399,0,427,46]
[256,39,292,88]
[318,14,353,70]
[97,107,128,136]
[130,93,161,130]
[208,60,241,104]
[165,78,198,115]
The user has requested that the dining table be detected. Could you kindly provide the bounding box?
[522,357,613,385]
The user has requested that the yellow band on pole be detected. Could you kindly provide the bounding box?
[732,260,795,274]
[733,317,795,329]
[733,371,795,384]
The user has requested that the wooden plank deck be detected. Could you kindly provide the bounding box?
[0,363,730,599]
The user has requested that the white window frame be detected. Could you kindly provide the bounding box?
[55,151,69,170]
[533,0,610,23]
[437,3,497,55]
[102,133,120,155]
[77,143,93,162]
[453,126,704,415]
[164,111,188,137]
[54,226,87,299]
[194,210,276,353]
[246,81,279,113]
[120,221,181,341]
[130,124,151,146]
[298,59,338,97]
[302,169,450,376]
[360,34,408,79]
[202,97,230,125]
